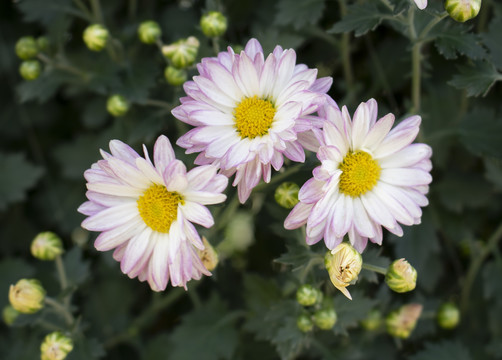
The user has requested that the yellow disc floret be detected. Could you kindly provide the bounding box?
[234,96,275,139]
[137,184,184,233]
[338,151,381,197]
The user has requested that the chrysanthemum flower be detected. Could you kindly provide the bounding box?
[172,38,333,203]
[284,99,432,252]
[78,135,228,290]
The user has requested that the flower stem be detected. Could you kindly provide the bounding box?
[254,163,304,192]
[37,53,89,79]
[141,99,173,110]
[45,297,74,326]
[211,37,220,55]
[55,255,69,292]
[362,263,387,275]
[339,0,354,93]
[89,0,104,24]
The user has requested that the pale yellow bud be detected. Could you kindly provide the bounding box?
[9,279,46,314]
[197,237,219,271]
[40,332,74,360]
[31,231,64,261]
[83,24,109,51]
[386,303,423,339]
[385,258,417,293]
[324,243,362,300]
[445,0,481,22]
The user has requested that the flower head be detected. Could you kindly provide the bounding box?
[78,135,228,290]
[285,99,432,252]
[172,38,333,203]
[40,332,73,360]
[9,279,46,314]
[324,242,362,300]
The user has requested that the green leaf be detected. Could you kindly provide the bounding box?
[15,0,78,25]
[481,17,502,70]
[63,247,90,287]
[0,153,44,211]
[275,0,325,30]
[434,26,486,60]
[458,107,502,159]
[333,290,378,336]
[16,70,72,103]
[274,242,319,272]
[449,61,502,97]
[483,260,502,303]
[484,158,502,191]
[408,341,473,360]
[67,337,106,360]
[328,3,391,37]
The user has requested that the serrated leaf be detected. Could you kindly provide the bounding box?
[63,247,90,287]
[274,243,318,271]
[434,28,486,60]
[482,17,502,70]
[0,153,44,211]
[333,290,378,336]
[16,70,73,104]
[458,107,502,158]
[328,3,390,37]
[275,0,325,30]
[15,0,79,25]
[408,341,472,360]
[449,61,502,97]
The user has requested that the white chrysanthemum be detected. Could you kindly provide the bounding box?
[78,135,228,290]
[172,38,333,203]
[284,99,432,252]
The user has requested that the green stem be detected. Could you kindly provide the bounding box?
[37,53,89,79]
[362,263,387,275]
[45,297,74,326]
[141,99,173,110]
[72,0,93,19]
[411,42,421,114]
[128,0,137,20]
[214,192,240,232]
[211,37,220,54]
[89,0,104,24]
[55,255,68,292]
[299,254,325,282]
[339,0,354,92]
[254,163,304,192]
[418,13,448,40]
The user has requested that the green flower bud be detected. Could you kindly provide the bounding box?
[41,332,74,360]
[296,284,322,307]
[325,243,362,300]
[200,11,228,38]
[445,0,481,22]
[296,313,314,333]
[138,20,162,44]
[107,95,130,117]
[37,36,50,52]
[274,182,299,209]
[162,36,200,69]
[385,258,417,293]
[2,305,20,326]
[31,231,64,261]
[360,309,382,331]
[313,307,337,330]
[9,279,46,314]
[197,236,219,271]
[437,302,460,329]
[385,303,422,339]
[164,65,187,86]
[83,24,109,51]
[19,60,42,81]
[15,36,38,60]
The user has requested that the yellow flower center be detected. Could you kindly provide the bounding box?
[137,184,184,233]
[338,151,381,197]
[234,96,275,139]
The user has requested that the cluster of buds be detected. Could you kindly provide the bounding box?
[385,258,417,293]
[295,285,336,332]
[325,243,362,300]
[107,94,130,117]
[31,231,64,261]
[83,24,109,52]
[196,237,219,272]
[275,182,300,209]
[445,0,481,22]
[9,279,46,314]
[200,11,228,38]
[15,36,48,81]
[385,303,423,339]
[162,36,200,69]
[40,332,74,360]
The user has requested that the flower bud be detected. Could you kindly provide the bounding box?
[313,307,337,330]
[445,0,481,22]
[360,309,382,331]
[19,60,42,81]
[297,313,314,332]
[41,332,74,360]
[197,236,219,271]
[9,279,46,314]
[274,182,299,209]
[200,11,228,38]
[162,36,199,69]
[324,243,362,300]
[138,20,162,44]
[37,36,50,52]
[164,65,187,86]
[15,36,38,60]
[31,231,64,261]
[437,302,460,329]
[296,284,322,307]
[106,95,130,117]
[83,24,109,51]
[2,305,20,326]
[385,258,417,293]
[385,303,423,339]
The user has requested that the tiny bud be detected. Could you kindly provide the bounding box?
[324,243,362,300]
[162,36,200,69]
[274,182,299,209]
[9,279,46,314]
[445,0,481,22]
[138,20,162,44]
[40,331,74,360]
[36,36,50,52]
[297,313,314,332]
[19,60,42,81]
[313,307,337,330]
[107,95,130,117]
[31,231,64,261]
[296,284,322,307]
[360,309,382,331]
[164,65,187,86]
[385,303,423,339]
[83,24,109,51]
[200,11,228,38]
[437,302,460,329]
[385,258,417,293]
[15,36,38,60]
[197,236,219,271]
[2,305,20,326]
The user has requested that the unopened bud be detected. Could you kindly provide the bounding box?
[15,36,38,60]
[37,36,50,52]
[200,11,228,38]
[297,313,314,332]
[2,305,20,326]
[296,284,322,307]
[164,65,187,86]
[9,279,46,314]
[31,231,64,261]
[437,302,460,329]
[324,243,362,300]
[385,303,423,339]
[360,309,382,331]
[197,236,219,271]
[313,307,337,330]
[385,258,417,293]
[162,36,199,69]
[19,60,42,81]
[138,20,162,44]
[445,0,481,22]
[107,95,130,117]
[83,24,109,51]
[41,332,74,360]
[274,182,299,209]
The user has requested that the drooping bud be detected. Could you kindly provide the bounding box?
[324,243,362,300]
[9,279,46,314]
[197,236,219,271]
[83,24,109,51]
[15,36,38,60]
[445,0,481,22]
[200,11,228,38]
[296,284,322,307]
[138,20,162,44]
[106,95,130,117]
[162,36,199,69]
[2,305,20,326]
[385,258,417,293]
[296,313,314,332]
[360,309,383,331]
[40,332,74,360]
[385,303,423,339]
[19,60,42,81]
[313,307,337,330]
[274,182,299,209]
[164,65,187,86]
[31,231,64,261]
[437,302,460,329]
[36,36,50,52]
